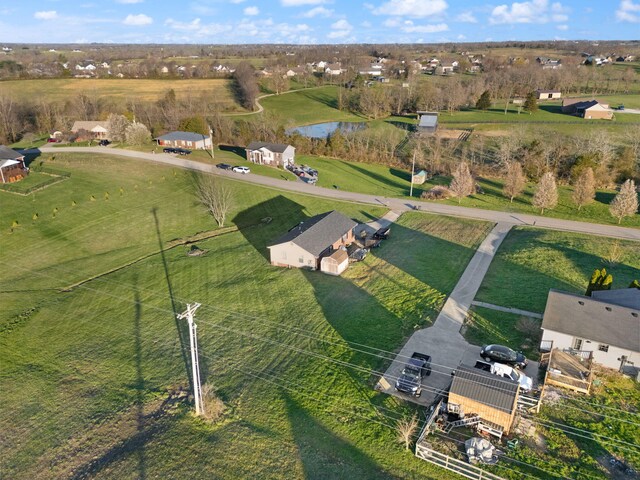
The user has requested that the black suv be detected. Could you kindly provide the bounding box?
[98,139,110,146]
[163,147,176,154]
[216,163,232,170]
[480,344,528,369]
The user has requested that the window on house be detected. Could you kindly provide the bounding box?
[598,344,609,352]
[299,257,304,264]
[573,338,583,350]
[281,251,286,260]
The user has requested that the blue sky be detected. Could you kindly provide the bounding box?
[1,0,639,44]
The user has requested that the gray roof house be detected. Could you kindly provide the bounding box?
[267,211,357,271]
[0,145,27,183]
[416,111,438,135]
[246,141,295,168]
[155,131,212,149]
[71,120,109,139]
[541,289,640,372]
[448,364,519,435]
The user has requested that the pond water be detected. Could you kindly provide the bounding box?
[286,121,367,139]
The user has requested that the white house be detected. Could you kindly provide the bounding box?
[540,289,640,372]
[245,142,295,168]
[324,63,344,76]
[71,121,109,139]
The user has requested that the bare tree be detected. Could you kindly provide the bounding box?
[532,171,558,215]
[503,161,526,203]
[396,414,419,451]
[107,114,130,142]
[234,61,259,111]
[609,179,638,224]
[195,174,233,228]
[572,167,596,211]
[449,162,474,204]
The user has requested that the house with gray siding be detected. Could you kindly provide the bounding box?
[267,211,356,271]
[540,289,640,372]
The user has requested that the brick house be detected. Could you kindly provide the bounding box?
[155,131,212,150]
[245,142,295,168]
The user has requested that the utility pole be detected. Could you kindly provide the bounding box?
[409,150,416,198]
[208,126,214,160]
[177,302,204,416]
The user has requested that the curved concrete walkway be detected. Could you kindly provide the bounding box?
[34,145,640,242]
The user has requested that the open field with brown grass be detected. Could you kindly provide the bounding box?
[0,78,244,110]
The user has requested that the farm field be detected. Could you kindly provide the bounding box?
[1,153,498,479]
[0,78,243,110]
[475,227,640,313]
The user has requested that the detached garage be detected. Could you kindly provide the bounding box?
[321,249,349,276]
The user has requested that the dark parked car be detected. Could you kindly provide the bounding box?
[373,227,390,240]
[480,344,528,369]
[163,147,176,154]
[216,163,232,170]
[98,139,110,146]
[395,352,431,397]
[174,148,191,155]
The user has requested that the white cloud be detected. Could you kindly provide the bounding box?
[457,34,466,39]
[616,0,640,22]
[455,11,477,22]
[281,0,326,6]
[401,21,448,33]
[123,13,153,25]
[301,6,333,17]
[373,0,448,17]
[34,10,58,20]
[490,0,568,24]
[116,0,144,3]
[557,24,568,30]
[361,20,372,27]
[328,18,352,38]
[243,6,259,15]
[230,0,245,3]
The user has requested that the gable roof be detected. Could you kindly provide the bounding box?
[542,289,640,352]
[71,121,108,133]
[0,145,24,162]
[419,114,438,128]
[450,364,519,414]
[246,141,292,154]
[268,211,357,257]
[155,131,209,142]
[591,288,640,310]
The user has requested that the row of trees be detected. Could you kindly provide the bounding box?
[446,161,638,222]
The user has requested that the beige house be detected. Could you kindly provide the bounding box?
[448,364,520,436]
[71,121,109,140]
[561,98,613,119]
[246,142,295,168]
[156,131,212,149]
[540,289,640,372]
[268,211,357,271]
[536,89,562,100]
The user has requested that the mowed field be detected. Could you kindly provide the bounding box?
[1,153,497,479]
[0,78,243,110]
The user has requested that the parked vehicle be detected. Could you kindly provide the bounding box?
[395,352,431,397]
[98,139,110,146]
[216,163,232,170]
[174,148,191,155]
[474,360,532,392]
[232,166,250,174]
[163,147,176,154]
[373,227,390,240]
[47,138,61,143]
[349,248,368,262]
[480,344,528,369]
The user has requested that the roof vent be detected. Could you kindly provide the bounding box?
[605,307,612,312]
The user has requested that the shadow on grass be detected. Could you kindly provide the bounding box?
[283,391,392,480]
[384,120,416,132]
[232,195,308,262]
[538,104,564,115]
[595,190,616,205]
[300,89,340,110]
[219,144,246,158]
[341,162,410,195]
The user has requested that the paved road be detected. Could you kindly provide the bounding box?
[35,146,640,242]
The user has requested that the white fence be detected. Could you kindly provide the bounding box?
[415,443,506,480]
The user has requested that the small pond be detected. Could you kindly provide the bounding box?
[286,121,367,139]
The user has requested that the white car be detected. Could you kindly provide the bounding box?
[232,166,250,174]
[492,362,533,393]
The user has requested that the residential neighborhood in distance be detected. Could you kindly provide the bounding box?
[1,1,639,479]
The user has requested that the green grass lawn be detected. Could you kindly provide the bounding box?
[259,86,363,125]
[475,227,640,313]
[464,307,541,360]
[0,171,67,194]
[1,152,497,479]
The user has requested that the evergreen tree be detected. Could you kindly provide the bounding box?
[523,91,538,113]
[476,90,491,110]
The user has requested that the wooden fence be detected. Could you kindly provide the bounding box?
[415,442,506,480]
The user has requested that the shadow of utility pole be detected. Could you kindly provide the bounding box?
[151,207,192,392]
